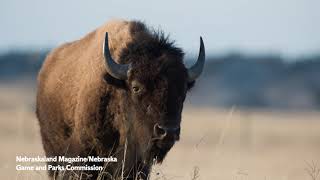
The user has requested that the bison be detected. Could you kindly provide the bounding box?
[36,20,205,179]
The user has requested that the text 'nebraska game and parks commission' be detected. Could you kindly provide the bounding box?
[16,156,117,171]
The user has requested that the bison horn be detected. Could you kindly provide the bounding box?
[187,37,206,82]
[103,32,129,80]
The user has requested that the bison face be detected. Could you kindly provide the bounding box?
[102,32,205,163]
[104,55,192,163]
[124,57,192,162]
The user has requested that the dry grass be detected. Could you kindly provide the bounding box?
[0,84,320,180]
[305,161,320,180]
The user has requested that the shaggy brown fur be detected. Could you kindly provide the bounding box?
[36,19,195,179]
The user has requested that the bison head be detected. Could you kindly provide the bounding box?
[103,30,205,164]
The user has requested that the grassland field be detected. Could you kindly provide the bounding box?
[0,83,319,180]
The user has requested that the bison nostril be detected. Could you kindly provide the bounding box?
[153,124,167,139]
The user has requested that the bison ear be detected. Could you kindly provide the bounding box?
[104,73,127,89]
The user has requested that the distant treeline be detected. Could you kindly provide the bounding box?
[190,53,320,109]
[0,50,47,79]
[0,50,320,109]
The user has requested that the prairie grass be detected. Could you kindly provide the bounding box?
[0,84,320,179]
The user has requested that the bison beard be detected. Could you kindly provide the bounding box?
[36,20,205,180]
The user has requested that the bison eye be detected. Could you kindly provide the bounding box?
[132,86,141,93]
[131,81,144,94]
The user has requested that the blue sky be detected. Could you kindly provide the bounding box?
[1,0,319,57]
